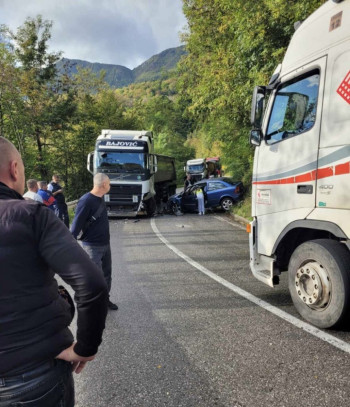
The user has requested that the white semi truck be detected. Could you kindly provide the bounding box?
[87,130,176,216]
[185,158,208,182]
[249,0,350,328]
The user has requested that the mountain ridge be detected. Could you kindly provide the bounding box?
[56,45,186,88]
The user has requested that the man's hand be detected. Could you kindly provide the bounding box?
[56,343,95,374]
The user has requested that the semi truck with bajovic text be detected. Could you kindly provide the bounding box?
[87,130,176,216]
[249,0,350,328]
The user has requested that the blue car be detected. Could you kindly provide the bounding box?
[167,178,244,214]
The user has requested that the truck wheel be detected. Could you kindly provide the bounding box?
[288,239,350,329]
[145,198,156,217]
[220,197,234,211]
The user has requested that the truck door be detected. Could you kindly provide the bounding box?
[253,57,326,256]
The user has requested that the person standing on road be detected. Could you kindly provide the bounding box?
[48,174,70,227]
[23,178,43,203]
[195,186,205,215]
[71,173,119,311]
[0,136,108,407]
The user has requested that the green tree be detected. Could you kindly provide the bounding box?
[178,0,326,185]
[1,16,63,179]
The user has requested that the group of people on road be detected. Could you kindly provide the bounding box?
[184,173,205,215]
[0,136,118,407]
[23,175,70,227]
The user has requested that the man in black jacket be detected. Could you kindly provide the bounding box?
[48,174,70,227]
[0,136,108,407]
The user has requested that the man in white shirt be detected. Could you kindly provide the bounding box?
[23,179,43,203]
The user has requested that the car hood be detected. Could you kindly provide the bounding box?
[169,192,183,200]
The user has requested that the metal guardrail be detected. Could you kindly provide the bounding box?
[67,199,78,208]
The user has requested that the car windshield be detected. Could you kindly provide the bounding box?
[95,151,146,173]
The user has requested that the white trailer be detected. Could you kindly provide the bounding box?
[249,0,350,328]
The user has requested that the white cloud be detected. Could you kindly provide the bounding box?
[0,0,187,68]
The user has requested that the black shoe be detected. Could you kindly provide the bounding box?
[108,300,118,310]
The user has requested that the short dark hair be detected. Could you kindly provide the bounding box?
[38,181,47,188]
[26,179,38,189]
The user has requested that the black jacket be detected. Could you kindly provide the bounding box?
[0,182,108,376]
[49,181,66,204]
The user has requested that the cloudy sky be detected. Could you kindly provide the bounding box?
[0,0,187,69]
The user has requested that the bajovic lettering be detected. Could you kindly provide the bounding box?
[105,141,138,147]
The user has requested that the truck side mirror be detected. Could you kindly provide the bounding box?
[149,155,157,174]
[251,86,266,129]
[250,130,262,146]
[87,152,94,174]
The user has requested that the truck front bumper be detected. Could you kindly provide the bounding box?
[249,218,279,288]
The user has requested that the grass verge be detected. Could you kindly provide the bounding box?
[231,195,252,221]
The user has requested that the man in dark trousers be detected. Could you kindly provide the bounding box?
[71,173,118,311]
[0,136,108,407]
[48,174,70,227]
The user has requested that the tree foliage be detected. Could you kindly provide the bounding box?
[1,3,328,199]
[178,0,326,186]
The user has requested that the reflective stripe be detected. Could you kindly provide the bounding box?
[253,145,350,183]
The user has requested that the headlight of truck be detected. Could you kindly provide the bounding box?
[104,194,110,202]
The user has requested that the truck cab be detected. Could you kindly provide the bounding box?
[249,0,350,328]
[88,130,176,216]
[185,158,208,182]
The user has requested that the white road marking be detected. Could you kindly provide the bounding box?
[214,215,246,230]
[151,218,350,355]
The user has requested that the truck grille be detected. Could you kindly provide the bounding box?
[108,184,142,207]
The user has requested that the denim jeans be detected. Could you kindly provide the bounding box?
[0,360,74,407]
[82,243,112,292]
[197,194,205,214]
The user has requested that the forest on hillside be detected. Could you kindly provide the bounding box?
[0,1,325,200]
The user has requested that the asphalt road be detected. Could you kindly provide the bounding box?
[71,212,350,407]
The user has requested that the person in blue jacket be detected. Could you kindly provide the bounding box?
[37,180,57,212]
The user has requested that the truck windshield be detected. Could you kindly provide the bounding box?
[266,70,319,144]
[96,151,146,173]
[188,164,204,172]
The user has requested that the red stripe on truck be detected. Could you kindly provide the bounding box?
[253,163,350,185]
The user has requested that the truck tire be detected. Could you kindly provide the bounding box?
[145,197,156,217]
[288,239,350,329]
